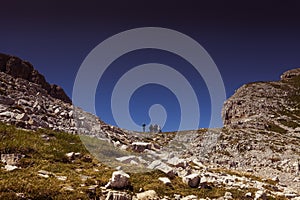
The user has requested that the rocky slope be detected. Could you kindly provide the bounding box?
[0,53,299,199]
[222,68,300,131]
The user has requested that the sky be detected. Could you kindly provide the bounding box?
[0,1,300,132]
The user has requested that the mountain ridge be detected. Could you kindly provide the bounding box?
[0,53,71,104]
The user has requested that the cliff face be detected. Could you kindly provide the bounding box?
[0,53,71,104]
[222,68,300,132]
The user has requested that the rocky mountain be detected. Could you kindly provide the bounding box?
[0,53,71,103]
[0,53,299,200]
[222,68,300,131]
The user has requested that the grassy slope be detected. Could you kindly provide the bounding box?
[0,123,283,199]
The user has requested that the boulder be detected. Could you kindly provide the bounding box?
[167,156,187,168]
[106,191,131,200]
[1,153,24,165]
[254,190,266,200]
[147,160,176,178]
[4,165,18,171]
[224,191,233,199]
[182,174,200,188]
[106,170,130,189]
[65,152,81,161]
[136,190,158,200]
[116,155,138,164]
[37,170,53,178]
[158,177,172,186]
[245,192,252,198]
[15,113,29,121]
[0,111,14,118]
[131,142,152,153]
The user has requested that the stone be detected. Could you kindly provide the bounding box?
[4,165,18,171]
[37,170,53,178]
[254,190,266,200]
[174,194,181,200]
[65,152,75,160]
[80,174,91,182]
[116,155,138,164]
[38,173,49,178]
[147,160,175,178]
[167,156,187,168]
[158,177,172,186]
[272,176,279,182]
[181,195,198,200]
[131,142,152,152]
[182,174,200,188]
[1,153,24,165]
[136,190,158,200]
[245,192,252,197]
[0,111,14,118]
[54,108,60,114]
[56,176,67,181]
[62,185,74,191]
[106,191,131,200]
[106,170,130,189]
[68,110,73,118]
[17,99,32,107]
[15,113,29,121]
[224,192,233,199]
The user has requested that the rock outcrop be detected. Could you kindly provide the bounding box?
[222,68,300,131]
[0,53,71,103]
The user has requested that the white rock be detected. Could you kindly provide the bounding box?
[192,159,206,169]
[56,176,67,181]
[62,185,74,191]
[254,190,266,200]
[17,99,31,107]
[224,191,233,199]
[116,155,137,163]
[182,174,200,188]
[80,175,91,181]
[106,191,131,200]
[181,195,198,200]
[245,192,252,197]
[167,157,187,168]
[147,160,175,178]
[4,165,18,171]
[54,108,60,114]
[158,177,172,186]
[106,170,130,189]
[130,160,139,165]
[15,113,29,121]
[136,190,158,200]
[38,173,49,178]
[65,152,76,160]
[68,110,73,118]
[1,153,24,165]
[0,111,14,118]
[131,142,152,152]
[272,176,279,182]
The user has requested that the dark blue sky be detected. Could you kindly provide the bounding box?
[1,1,300,131]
